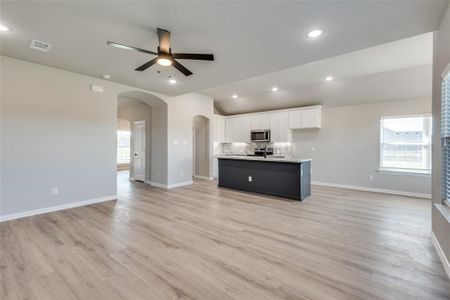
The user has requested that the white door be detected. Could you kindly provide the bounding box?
[132,120,146,181]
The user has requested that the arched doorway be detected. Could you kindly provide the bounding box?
[117,91,168,186]
[193,115,211,180]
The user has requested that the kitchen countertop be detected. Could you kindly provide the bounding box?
[216,154,311,163]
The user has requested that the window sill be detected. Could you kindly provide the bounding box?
[435,202,450,224]
[377,168,431,176]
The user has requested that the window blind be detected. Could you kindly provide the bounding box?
[441,73,450,201]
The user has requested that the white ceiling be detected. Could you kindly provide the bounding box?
[215,64,432,115]
[0,1,447,97]
[205,33,433,114]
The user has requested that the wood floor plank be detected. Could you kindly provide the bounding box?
[1,171,449,299]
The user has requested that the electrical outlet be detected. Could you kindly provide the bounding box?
[52,187,59,195]
[248,176,252,182]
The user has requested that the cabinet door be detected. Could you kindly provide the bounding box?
[259,114,271,130]
[241,116,252,142]
[231,117,243,142]
[271,112,290,142]
[302,108,321,128]
[212,115,220,142]
[251,115,260,130]
[218,116,226,142]
[215,115,225,142]
[288,110,303,129]
[225,117,233,142]
[251,114,271,130]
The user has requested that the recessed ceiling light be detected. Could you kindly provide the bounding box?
[102,74,111,79]
[271,87,279,92]
[325,76,334,81]
[0,24,11,32]
[307,29,323,39]
[169,78,177,84]
[232,94,238,99]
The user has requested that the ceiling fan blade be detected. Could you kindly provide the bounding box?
[135,57,159,71]
[172,60,193,76]
[172,53,214,61]
[157,28,171,53]
[107,41,157,55]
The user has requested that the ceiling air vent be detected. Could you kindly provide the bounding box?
[30,39,52,52]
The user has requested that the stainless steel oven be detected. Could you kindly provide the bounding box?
[251,129,271,142]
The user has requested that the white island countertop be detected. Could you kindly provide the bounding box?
[216,155,311,163]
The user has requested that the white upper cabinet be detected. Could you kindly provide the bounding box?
[226,116,251,143]
[213,114,226,142]
[251,114,271,130]
[241,116,252,142]
[225,117,235,142]
[270,111,291,143]
[225,105,321,143]
[288,106,321,129]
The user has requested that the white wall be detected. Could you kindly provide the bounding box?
[432,2,450,272]
[167,93,215,186]
[193,116,210,177]
[150,104,168,185]
[0,55,169,219]
[292,98,431,197]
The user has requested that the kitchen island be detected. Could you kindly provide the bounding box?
[218,156,311,201]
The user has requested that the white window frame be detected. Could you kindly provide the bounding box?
[117,130,131,165]
[379,114,432,175]
[442,63,450,207]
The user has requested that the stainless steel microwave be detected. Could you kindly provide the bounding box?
[251,130,271,142]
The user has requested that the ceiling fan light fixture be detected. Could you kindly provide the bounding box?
[157,54,172,66]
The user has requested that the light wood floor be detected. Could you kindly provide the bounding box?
[1,171,449,299]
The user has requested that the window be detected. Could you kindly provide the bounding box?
[442,70,450,203]
[380,115,432,174]
[117,130,131,164]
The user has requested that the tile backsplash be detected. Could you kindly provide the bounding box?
[214,142,292,156]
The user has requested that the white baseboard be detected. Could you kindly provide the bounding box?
[194,175,214,180]
[432,231,450,280]
[145,180,167,188]
[145,180,193,189]
[0,195,117,222]
[311,181,431,199]
[167,181,193,189]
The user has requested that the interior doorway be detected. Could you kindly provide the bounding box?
[116,90,168,188]
[131,120,146,181]
[193,115,210,180]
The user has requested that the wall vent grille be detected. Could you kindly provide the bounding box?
[30,39,52,52]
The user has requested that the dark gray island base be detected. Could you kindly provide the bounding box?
[218,157,311,201]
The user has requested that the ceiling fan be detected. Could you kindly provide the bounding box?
[107,28,214,76]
